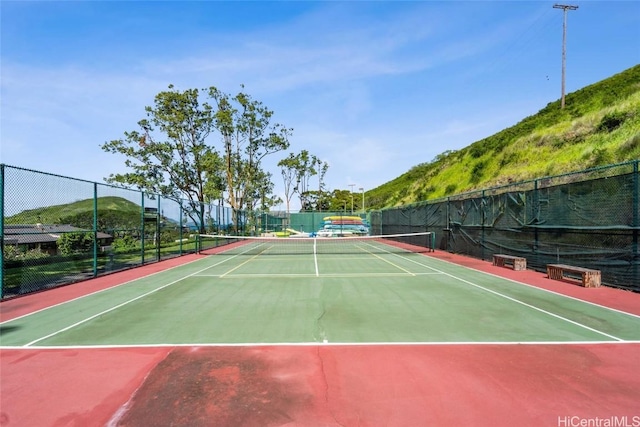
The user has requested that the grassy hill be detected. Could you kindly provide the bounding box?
[366,65,640,209]
[5,196,143,230]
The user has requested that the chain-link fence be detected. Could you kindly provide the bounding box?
[0,165,246,299]
[3,161,639,297]
[370,160,640,291]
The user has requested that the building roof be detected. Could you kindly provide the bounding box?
[3,224,112,245]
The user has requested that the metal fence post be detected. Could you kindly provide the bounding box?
[156,196,161,262]
[179,202,183,255]
[93,182,98,277]
[481,190,486,261]
[0,164,4,299]
[534,178,539,259]
[141,193,145,264]
[634,160,639,281]
[446,197,451,252]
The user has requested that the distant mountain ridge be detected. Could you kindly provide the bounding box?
[4,196,144,231]
[366,65,640,209]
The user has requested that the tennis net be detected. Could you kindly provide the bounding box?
[197,232,436,256]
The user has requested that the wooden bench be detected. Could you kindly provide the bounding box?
[546,264,601,288]
[492,254,527,271]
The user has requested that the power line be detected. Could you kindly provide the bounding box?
[484,7,554,76]
[553,4,579,109]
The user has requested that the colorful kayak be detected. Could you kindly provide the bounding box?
[323,216,363,221]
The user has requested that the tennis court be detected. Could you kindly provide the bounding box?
[1,234,640,426]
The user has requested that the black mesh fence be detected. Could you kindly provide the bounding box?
[0,165,242,299]
[3,161,639,297]
[371,161,640,291]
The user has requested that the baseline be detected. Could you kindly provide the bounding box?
[382,251,631,342]
[4,340,639,350]
[18,258,232,347]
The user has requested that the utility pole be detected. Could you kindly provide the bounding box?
[553,4,578,109]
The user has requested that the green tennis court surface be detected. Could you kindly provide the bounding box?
[2,238,639,348]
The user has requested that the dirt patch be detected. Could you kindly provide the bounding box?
[113,347,313,427]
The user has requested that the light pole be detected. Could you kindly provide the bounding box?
[348,184,355,214]
[359,187,364,212]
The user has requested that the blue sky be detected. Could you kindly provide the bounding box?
[1,1,639,210]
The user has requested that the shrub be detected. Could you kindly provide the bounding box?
[597,111,627,133]
[591,148,614,166]
[470,161,486,184]
[57,232,94,255]
[112,235,140,253]
[617,133,640,157]
[3,246,50,261]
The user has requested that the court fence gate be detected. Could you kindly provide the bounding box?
[369,160,639,292]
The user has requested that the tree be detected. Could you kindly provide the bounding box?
[299,190,331,212]
[277,150,324,213]
[57,232,94,255]
[314,158,329,212]
[241,169,283,234]
[327,189,353,212]
[293,150,319,210]
[102,84,294,233]
[209,87,291,227]
[278,153,300,214]
[101,85,225,232]
[245,169,281,212]
[202,150,226,232]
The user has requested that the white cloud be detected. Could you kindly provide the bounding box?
[2,0,637,211]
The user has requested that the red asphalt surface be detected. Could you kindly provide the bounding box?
[1,252,640,427]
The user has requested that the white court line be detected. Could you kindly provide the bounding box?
[19,258,241,347]
[219,246,272,278]
[1,250,254,326]
[430,255,640,321]
[314,238,319,277]
[215,240,427,278]
[360,247,416,275]
[3,340,639,350]
[0,256,210,325]
[8,244,637,347]
[336,244,631,342]
[384,251,628,342]
[195,272,439,278]
[319,240,420,276]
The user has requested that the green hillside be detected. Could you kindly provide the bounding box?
[5,196,143,230]
[367,65,640,209]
